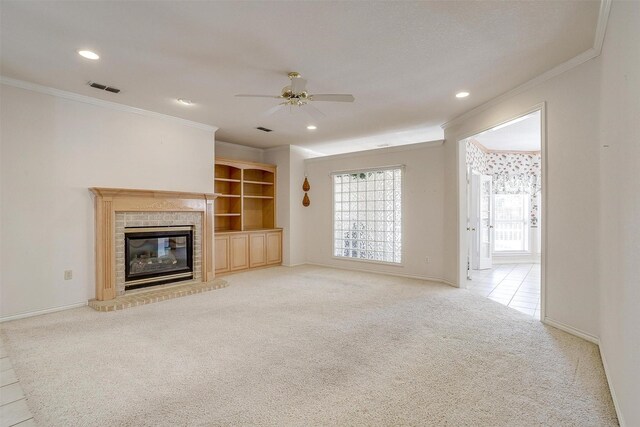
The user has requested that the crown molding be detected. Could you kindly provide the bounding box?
[263,144,326,159]
[263,145,290,153]
[441,0,612,131]
[593,0,612,53]
[304,139,444,164]
[0,76,218,133]
[216,140,265,154]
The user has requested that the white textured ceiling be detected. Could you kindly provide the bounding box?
[473,111,541,152]
[0,1,599,155]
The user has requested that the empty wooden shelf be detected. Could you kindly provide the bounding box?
[213,157,282,274]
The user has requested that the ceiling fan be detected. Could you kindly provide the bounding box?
[235,72,355,120]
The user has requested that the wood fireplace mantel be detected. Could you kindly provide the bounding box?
[90,188,217,301]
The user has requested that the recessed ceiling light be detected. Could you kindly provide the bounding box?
[78,50,99,60]
[306,125,317,130]
[456,91,470,98]
[177,98,193,106]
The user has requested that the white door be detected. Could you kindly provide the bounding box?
[470,173,480,270]
[478,174,493,269]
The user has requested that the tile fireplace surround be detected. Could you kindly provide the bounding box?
[90,188,217,301]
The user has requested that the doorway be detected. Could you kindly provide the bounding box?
[459,106,545,320]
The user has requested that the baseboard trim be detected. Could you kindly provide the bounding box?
[282,262,308,268]
[0,302,88,323]
[542,317,599,344]
[303,262,457,287]
[599,343,627,427]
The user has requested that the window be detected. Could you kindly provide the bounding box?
[493,193,529,252]
[333,167,402,263]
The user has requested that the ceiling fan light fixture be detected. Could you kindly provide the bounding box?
[236,72,354,120]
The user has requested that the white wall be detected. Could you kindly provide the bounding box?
[443,3,639,423]
[289,145,312,266]
[264,145,315,267]
[597,2,640,425]
[443,49,602,338]
[304,142,446,281]
[0,84,215,319]
[215,140,264,163]
[264,147,291,265]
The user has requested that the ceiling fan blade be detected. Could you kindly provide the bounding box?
[301,103,326,121]
[310,94,355,102]
[235,94,281,98]
[290,78,307,94]
[262,103,287,117]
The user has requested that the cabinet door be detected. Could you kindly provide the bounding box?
[249,233,266,268]
[229,233,249,271]
[266,231,282,265]
[215,235,230,274]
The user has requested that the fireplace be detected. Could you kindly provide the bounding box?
[124,226,193,290]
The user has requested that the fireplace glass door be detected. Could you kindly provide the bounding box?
[124,226,193,289]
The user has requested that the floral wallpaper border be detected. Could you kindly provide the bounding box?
[466,140,542,225]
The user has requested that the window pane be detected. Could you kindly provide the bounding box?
[333,168,402,263]
[494,194,529,252]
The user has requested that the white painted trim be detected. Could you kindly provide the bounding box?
[438,278,458,287]
[290,144,325,159]
[282,262,308,268]
[0,302,88,323]
[441,0,612,130]
[542,317,599,344]
[0,76,218,133]
[599,343,627,427]
[304,262,457,288]
[305,140,444,163]
[456,103,547,317]
[593,0,613,53]
[216,140,265,154]
[263,145,290,153]
[331,256,404,268]
[454,104,546,144]
[539,103,548,321]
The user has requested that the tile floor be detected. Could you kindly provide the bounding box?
[0,337,35,427]
[466,263,541,319]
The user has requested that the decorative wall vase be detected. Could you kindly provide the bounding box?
[302,177,310,192]
[302,192,310,207]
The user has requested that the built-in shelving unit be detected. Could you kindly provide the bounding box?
[214,158,277,232]
[214,158,282,275]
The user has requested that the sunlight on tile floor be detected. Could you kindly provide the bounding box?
[466,263,541,319]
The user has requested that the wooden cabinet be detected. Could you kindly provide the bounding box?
[229,233,249,271]
[266,231,282,265]
[214,157,281,275]
[215,235,230,274]
[215,229,281,275]
[249,233,267,267]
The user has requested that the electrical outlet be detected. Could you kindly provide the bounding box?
[64,270,73,280]
[425,256,431,264]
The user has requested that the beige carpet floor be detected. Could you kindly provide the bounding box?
[1,266,617,426]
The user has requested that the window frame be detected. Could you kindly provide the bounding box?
[492,192,531,254]
[331,165,405,267]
